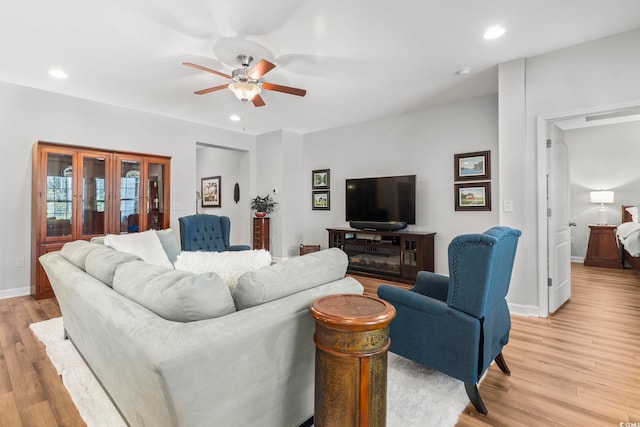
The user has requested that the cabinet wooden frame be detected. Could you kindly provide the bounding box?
[31,141,171,299]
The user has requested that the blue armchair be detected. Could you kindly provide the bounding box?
[178,214,250,252]
[377,226,521,415]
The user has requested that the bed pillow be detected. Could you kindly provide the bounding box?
[625,206,639,223]
[104,230,173,269]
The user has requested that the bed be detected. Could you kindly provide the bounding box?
[618,205,640,271]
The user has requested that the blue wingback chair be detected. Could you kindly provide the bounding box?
[377,226,521,415]
[178,214,250,252]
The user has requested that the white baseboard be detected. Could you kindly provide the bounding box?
[508,302,540,317]
[0,286,31,300]
[571,256,584,263]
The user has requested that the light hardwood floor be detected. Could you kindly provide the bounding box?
[1,264,638,426]
[357,263,640,426]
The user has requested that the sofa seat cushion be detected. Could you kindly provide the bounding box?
[113,261,236,322]
[174,249,272,290]
[232,248,348,310]
[104,230,173,269]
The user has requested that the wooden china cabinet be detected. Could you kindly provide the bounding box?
[31,141,171,299]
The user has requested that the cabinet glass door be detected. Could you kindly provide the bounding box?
[401,238,419,278]
[147,162,165,230]
[45,152,74,238]
[118,159,142,233]
[79,154,109,237]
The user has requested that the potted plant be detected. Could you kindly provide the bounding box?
[250,194,278,217]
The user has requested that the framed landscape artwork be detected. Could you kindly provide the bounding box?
[201,176,221,208]
[312,169,330,189]
[312,190,330,210]
[455,182,491,211]
[454,150,491,181]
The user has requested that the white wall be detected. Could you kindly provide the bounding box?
[0,81,255,297]
[499,28,640,316]
[195,145,251,246]
[302,94,500,274]
[565,120,640,258]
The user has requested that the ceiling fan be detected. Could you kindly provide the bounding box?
[183,54,307,107]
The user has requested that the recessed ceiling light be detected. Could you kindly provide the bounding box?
[483,26,506,40]
[229,114,241,121]
[48,69,68,79]
[456,67,472,76]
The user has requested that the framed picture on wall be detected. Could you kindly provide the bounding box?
[201,176,221,208]
[454,182,491,211]
[312,190,330,210]
[312,169,330,189]
[454,150,491,181]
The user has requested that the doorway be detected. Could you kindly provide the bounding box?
[537,101,640,317]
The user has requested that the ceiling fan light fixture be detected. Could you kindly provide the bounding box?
[228,82,261,102]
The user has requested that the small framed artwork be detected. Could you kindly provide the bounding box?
[455,182,491,211]
[201,176,221,208]
[454,150,491,181]
[312,169,330,189]
[312,190,330,210]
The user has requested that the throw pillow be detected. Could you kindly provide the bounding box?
[104,230,173,269]
[174,249,272,290]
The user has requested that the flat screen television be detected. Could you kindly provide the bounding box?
[345,174,416,231]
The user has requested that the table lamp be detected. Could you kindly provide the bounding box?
[590,190,614,225]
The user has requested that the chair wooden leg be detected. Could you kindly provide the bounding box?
[495,351,511,375]
[464,383,488,415]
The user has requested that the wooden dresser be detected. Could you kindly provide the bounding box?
[253,217,270,250]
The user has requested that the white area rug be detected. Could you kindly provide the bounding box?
[30,317,467,427]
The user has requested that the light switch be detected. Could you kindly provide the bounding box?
[503,200,513,212]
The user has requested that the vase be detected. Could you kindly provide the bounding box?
[255,212,267,218]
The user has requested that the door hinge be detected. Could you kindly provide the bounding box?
[548,278,552,287]
[547,208,552,217]
[546,139,552,148]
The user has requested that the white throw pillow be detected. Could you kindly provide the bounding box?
[104,230,173,269]
[625,206,639,223]
[174,250,271,290]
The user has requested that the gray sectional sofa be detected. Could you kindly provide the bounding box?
[39,238,363,427]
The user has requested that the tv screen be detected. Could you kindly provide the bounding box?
[345,175,416,225]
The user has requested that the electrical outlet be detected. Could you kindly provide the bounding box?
[15,257,25,267]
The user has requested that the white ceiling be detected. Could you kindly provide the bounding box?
[2,0,640,135]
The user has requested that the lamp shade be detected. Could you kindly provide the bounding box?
[228,82,261,102]
[590,190,614,204]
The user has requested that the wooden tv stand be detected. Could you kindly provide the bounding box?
[327,228,435,284]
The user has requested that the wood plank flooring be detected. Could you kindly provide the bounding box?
[357,263,640,426]
[0,265,637,426]
[0,296,85,427]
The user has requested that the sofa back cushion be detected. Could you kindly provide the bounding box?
[113,261,236,322]
[85,245,141,288]
[232,248,348,310]
[60,240,102,270]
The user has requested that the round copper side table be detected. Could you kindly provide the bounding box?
[311,294,396,427]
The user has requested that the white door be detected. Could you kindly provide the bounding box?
[547,125,572,313]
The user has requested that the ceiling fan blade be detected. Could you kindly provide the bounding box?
[183,62,231,79]
[247,59,276,80]
[194,84,229,95]
[262,82,307,97]
[252,94,266,107]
